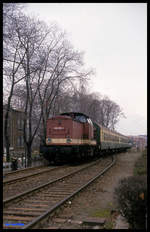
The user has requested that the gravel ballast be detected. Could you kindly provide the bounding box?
[43,150,142,229]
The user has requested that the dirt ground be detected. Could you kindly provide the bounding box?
[45,150,142,229]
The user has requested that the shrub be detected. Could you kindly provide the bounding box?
[142,149,147,157]
[114,175,147,229]
[134,151,147,176]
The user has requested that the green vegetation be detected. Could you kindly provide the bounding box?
[104,220,114,229]
[133,149,147,176]
[89,149,147,229]
[89,208,114,229]
[114,149,147,229]
[90,208,110,218]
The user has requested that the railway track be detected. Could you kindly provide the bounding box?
[3,164,78,200]
[3,165,44,178]
[3,156,116,229]
[3,166,61,185]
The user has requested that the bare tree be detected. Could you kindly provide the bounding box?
[3,4,26,161]
[37,35,93,144]
[3,7,53,164]
[96,96,124,129]
[3,4,94,165]
[57,88,125,131]
[11,13,92,166]
[13,15,55,166]
[3,3,24,42]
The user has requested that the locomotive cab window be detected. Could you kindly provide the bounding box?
[75,115,87,123]
[87,118,93,125]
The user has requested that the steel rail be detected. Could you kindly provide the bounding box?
[3,165,44,177]
[3,159,102,206]
[3,166,63,185]
[23,156,116,229]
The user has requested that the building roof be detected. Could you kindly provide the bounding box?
[3,105,24,113]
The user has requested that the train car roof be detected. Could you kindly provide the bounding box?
[98,124,128,138]
[93,121,128,139]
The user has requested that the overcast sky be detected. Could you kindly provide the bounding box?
[25,3,147,136]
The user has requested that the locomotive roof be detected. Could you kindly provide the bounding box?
[61,112,90,118]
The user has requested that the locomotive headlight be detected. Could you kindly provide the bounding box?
[66,138,72,143]
[47,138,51,143]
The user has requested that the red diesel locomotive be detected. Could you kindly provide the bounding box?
[40,112,131,163]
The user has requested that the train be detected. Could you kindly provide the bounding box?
[40,112,131,163]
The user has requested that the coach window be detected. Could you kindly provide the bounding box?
[104,133,107,141]
[103,133,105,141]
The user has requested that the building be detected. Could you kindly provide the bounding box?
[3,105,25,155]
[128,135,147,151]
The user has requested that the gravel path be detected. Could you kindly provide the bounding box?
[44,150,142,229]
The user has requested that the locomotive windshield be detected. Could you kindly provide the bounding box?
[74,115,87,123]
[61,112,88,123]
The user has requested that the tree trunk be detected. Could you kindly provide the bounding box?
[4,95,13,162]
[26,143,32,167]
[4,111,10,161]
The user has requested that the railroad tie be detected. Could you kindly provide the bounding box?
[3,215,35,221]
[3,210,42,217]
